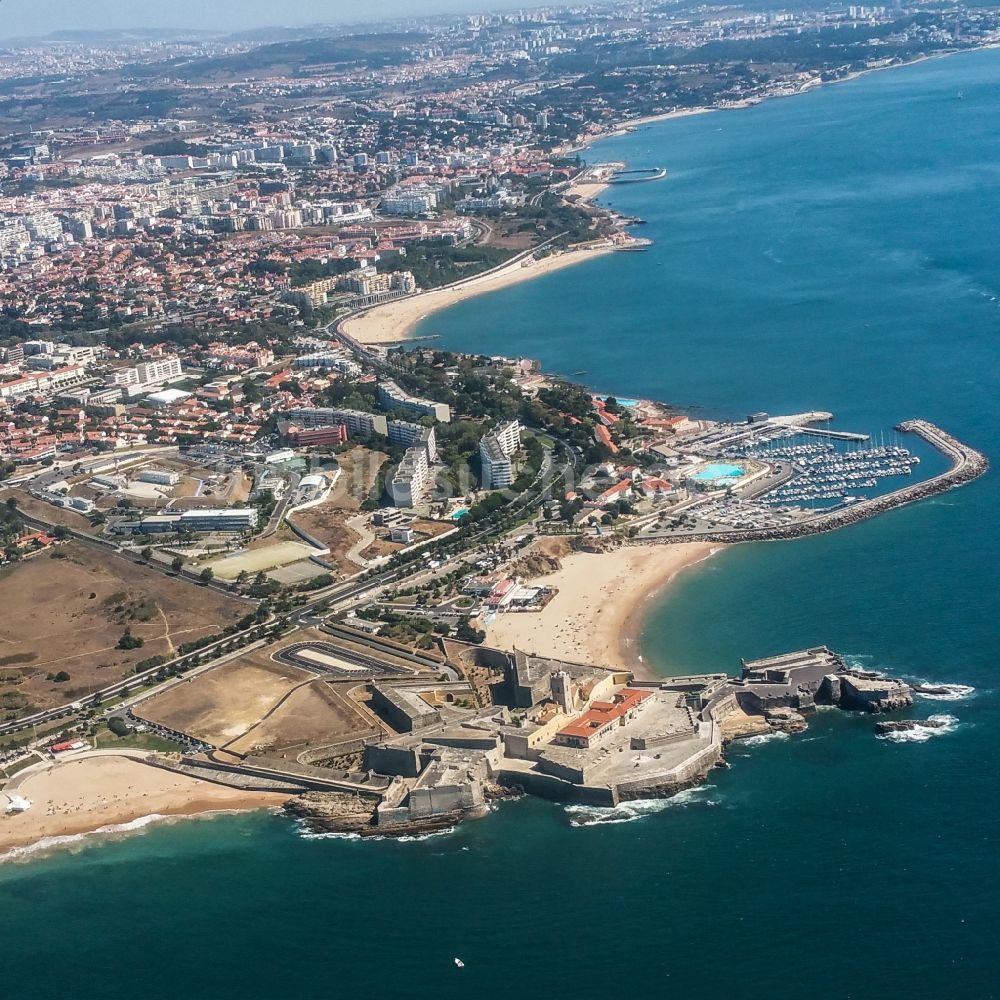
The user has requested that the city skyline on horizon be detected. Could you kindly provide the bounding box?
[1,0,554,41]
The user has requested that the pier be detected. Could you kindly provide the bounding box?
[769,422,869,442]
[765,412,869,441]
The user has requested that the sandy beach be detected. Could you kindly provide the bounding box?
[586,106,718,145]
[342,243,615,345]
[0,755,288,857]
[487,542,719,678]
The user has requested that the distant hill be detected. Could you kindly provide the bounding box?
[130,32,429,80]
[4,28,222,44]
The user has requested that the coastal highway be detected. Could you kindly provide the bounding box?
[0,516,522,739]
[13,420,975,744]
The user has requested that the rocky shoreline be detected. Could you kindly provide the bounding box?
[284,792,468,839]
[874,718,949,736]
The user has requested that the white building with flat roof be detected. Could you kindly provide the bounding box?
[288,407,388,438]
[480,420,521,489]
[146,388,190,408]
[136,468,180,486]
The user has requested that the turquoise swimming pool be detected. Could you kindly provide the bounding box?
[451,507,470,520]
[692,463,744,482]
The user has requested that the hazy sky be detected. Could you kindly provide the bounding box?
[2,0,540,40]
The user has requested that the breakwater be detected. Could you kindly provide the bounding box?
[609,167,668,184]
[642,420,987,547]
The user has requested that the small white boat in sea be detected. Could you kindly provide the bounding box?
[454,958,465,968]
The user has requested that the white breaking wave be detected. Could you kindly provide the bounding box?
[877,714,961,744]
[392,828,457,843]
[294,820,456,844]
[0,813,170,864]
[297,829,362,842]
[565,786,716,827]
[913,683,976,702]
[739,730,791,747]
[842,652,877,669]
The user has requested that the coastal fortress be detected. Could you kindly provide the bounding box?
[281,644,914,836]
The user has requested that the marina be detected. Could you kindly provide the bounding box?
[733,436,922,507]
[632,419,986,543]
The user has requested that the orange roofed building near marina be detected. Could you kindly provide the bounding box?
[555,688,652,749]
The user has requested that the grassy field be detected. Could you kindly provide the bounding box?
[0,542,245,721]
[209,541,318,580]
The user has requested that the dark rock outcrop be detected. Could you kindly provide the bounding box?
[874,718,948,735]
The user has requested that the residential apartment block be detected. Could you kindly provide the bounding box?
[377,379,451,423]
[480,419,521,489]
[288,406,388,438]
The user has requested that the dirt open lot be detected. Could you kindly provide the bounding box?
[360,518,456,560]
[226,680,378,758]
[289,447,389,574]
[138,629,378,753]
[1,491,97,533]
[171,470,252,509]
[138,652,312,747]
[325,446,388,512]
[0,542,245,720]
[291,508,363,575]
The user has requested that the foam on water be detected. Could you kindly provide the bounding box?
[876,714,961,744]
[297,829,362,842]
[393,828,457,843]
[913,683,977,702]
[0,814,170,864]
[738,730,791,747]
[840,657,976,703]
[294,819,456,844]
[565,785,717,827]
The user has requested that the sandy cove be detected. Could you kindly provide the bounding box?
[343,242,615,345]
[0,755,288,858]
[486,542,719,679]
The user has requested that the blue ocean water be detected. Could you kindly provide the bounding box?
[3,51,998,999]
